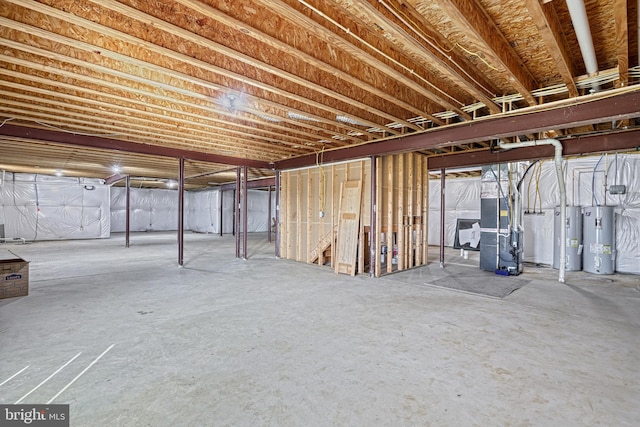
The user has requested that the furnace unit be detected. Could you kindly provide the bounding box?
[479,163,524,275]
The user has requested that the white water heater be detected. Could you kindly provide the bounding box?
[582,206,615,275]
[553,206,582,271]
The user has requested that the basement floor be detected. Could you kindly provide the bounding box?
[1,232,638,426]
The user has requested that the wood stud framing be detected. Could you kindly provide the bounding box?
[279,153,428,277]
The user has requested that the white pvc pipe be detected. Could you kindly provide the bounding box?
[565,0,598,75]
[498,139,567,283]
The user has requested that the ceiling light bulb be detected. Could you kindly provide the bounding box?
[55,169,63,177]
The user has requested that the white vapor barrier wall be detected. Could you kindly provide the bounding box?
[0,173,110,240]
[428,153,640,274]
[111,187,187,232]
[111,187,275,234]
[188,189,276,233]
[428,177,481,248]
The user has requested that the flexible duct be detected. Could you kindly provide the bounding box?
[498,139,567,283]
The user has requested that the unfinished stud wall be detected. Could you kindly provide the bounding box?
[373,153,429,277]
[280,159,371,274]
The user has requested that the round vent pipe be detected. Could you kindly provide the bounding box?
[565,0,599,81]
[498,139,567,283]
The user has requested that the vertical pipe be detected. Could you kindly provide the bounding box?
[499,139,566,282]
[219,189,223,236]
[565,0,598,75]
[178,158,184,267]
[125,175,130,248]
[275,171,281,258]
[242,165,248,260]
[370,156,377,278]
[439,168,446,268]
[235,168,240,258]
[268,184,272,243]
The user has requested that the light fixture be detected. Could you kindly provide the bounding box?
[111,165,121,174]
[54,169,63,177]
[166,180,177,189]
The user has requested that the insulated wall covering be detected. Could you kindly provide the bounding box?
[111,187,185,232]
[111,187,275,234]
[429,154,640,274]
[0,173,110,240]
[188,189,275,234]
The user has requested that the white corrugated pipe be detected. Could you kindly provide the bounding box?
[498,139,567,283]
[566,0,598,78]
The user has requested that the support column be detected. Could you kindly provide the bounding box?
[268,184,272,243]
[440,168,445,268]
[275,171,281,258]
[178,158,185,267]
[125,175,130,248]
[235,168,241,258]
[370,156,377,278]
[219,189,223,236]
[242,165,248,260]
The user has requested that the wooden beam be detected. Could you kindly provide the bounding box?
[3,0,372,142]
[261,0,468,120]
[437,0,538,105]
[173,0,423,132]
[613,0,629,87]
[524,0,579,97]
[352,0,502,114]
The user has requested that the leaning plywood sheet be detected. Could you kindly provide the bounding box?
[335,180,363,276]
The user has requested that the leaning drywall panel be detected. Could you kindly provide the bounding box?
[0,173,109,240]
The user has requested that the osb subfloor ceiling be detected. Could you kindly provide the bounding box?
[1,0,639,188]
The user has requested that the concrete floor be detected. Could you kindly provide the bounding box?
[0,232,638,426]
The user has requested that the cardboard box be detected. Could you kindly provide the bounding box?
[0,252,29,299]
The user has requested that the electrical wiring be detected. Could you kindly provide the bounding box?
[592,154,605,206]
[519,160,539,213]
[489,166,511,237]
[34,121,120,137]
[316,146,326,215]
[295,0,464,108]
[377,0,498,97]
[0,117,15,127]
[533,161,544,213]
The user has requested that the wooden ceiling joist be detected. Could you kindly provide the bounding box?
[0,0,636,187]
[275,88,640,169]
[436,0,538,105]
[524,0,579,97]
[0,124,272,169]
